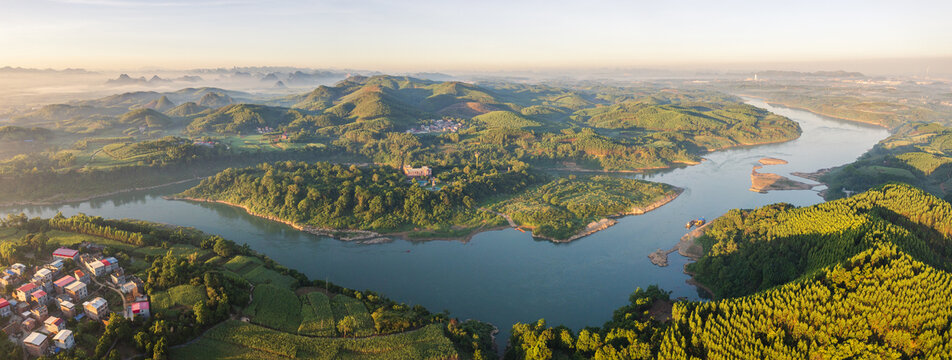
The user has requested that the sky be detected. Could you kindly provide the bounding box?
[1,0,951,72]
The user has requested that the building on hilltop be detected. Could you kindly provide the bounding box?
[403,165,432,178]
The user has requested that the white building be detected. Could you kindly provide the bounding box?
[53,329,75,350]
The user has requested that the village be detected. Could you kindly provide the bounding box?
[0,245,149,357]
[403,119,462,135]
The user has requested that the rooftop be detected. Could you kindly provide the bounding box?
[53,329,72,341]
[52,248,79,257]
[24,332,47,346]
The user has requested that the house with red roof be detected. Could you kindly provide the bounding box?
[0,298,10,317]
[15,283,37,302]
[44,316,65,333]
[128,301,150,319]
[31,290,49,306]
[73,270,89,284]
[53,276,75,294]
[52,248,79,262]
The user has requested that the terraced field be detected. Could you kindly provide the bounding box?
[170,321,459,360]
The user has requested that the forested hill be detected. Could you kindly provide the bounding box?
[689,182,952,298]
[504,183,952,359]
[820,121,952,202]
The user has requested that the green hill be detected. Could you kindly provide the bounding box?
[118,108,173,128]
[506,184,952,359]
[165,101,209,117]
[821,121,952,201]
[198,92,235,108]
[186,104,313,134]
[689,183,952,298]
[143,95,176,112]
[473,111,540,129]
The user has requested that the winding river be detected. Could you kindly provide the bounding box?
[0,99,889,348]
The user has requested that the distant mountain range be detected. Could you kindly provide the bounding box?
[105,74,205,86]
[0,66,94,74]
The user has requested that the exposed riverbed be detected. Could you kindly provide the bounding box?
[0,99,889,349]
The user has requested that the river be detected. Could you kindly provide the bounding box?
[0,99,889,349]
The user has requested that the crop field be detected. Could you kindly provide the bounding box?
[152,284,207,311]
[330,295,375,337]
[171,321,458,360]
[244,284,302,332]
[223,255,297,287]
[243,265,297,288]
[133,243,210,258]
[297,292,337,336]
[223,255,263,274]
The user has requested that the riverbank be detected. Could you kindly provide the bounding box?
[648,220,709,267]
[0,176,205,208]
[170,196,518,243]
[738,94,893,130]
[172,188,684,245]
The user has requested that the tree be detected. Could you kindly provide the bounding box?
[212,237,235,258]
[337,315,358,338]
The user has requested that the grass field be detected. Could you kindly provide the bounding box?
[244,284,302,332]
[330,295,374,337]
[224,255,297,288]
[43,230,139,251]
[298,292,337,336]
[170,321,458,360]
[151,284,207,312]
[133,244,210,258]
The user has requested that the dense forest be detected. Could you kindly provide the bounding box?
[689,183,952,298]
[177,161,537,238]
[491,176,678,239]
[503,184,952,359]
[821,122,952,202]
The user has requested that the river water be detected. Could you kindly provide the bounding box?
[1,99,889,348]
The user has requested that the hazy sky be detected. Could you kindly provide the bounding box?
[1,0,950,72]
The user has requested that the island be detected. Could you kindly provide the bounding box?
[748,157,814,192]
[172,162,681,242]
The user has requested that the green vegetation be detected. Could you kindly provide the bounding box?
[298,292,337,336]
[821,122,952,201]
[172,321,460,360]
[689,183,952,298]
[330,295,375,337]
[0,213,496,359]
[151,284,207,311]
[491,176,679,239]
[0,125,53,141]
[244,284,303,332]
[504,184,952,359]
[178,161,535,238]
[473,110,541,129]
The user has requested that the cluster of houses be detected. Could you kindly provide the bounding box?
[402,165,433,178]
[0,246,151,357]
[404,119,462,134]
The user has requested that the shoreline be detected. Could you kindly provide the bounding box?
[0,177,205,208]
[171,188,684,244]
[739,94,893,130]
[168,196,517,243]
[522,188,684,243]
[648,220,709,267]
